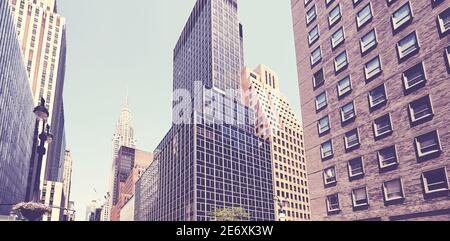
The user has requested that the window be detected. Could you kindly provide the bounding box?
[308,25,320,45]
[373,114,393,138]
[326,194,340,213]
[352,187,369,207]
[378,146,398,169]
[397,32,419,60]
[316,92,328,111]
[392,2,413,31]
[318,115,330,134]
[383,179,405,202]
[415,130,441,158]
[409,95,434,124]
[348,157,364,178]
[326,0,334,7]
[331,27,345,49]
[387,0,398,6]
[437,8,450,35]
[403,63,426,91]
[323,166,337,185]
[369,84,387,109]
[446,46,450,68]
[329,4,342,27]
[345,129,360,150]
[311,47,322,66]
[341,102,356,123]
[337,76,352,97]
[313,69,325,88]
[321,140,333,159]
[364,56,382,80]
[304,0,312,6]
[422,167,449,194]
[353,0,362,7]
[356,3,373,28]
[306,5,317,25]
[334,51,348,72]
[360,29,377,54]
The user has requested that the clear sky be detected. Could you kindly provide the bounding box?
[58,0,301,220]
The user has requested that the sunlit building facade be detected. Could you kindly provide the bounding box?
[241,65,310,221]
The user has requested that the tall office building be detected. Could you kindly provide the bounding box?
[9,0,67,199]
[110,147,152,221]
[241,65,310,221]
[291,0,450,220]
[135,0,275,221]
[0,0,35,215]
[106,98,136,221]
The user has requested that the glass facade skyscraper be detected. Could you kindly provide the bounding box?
[0,0,35,215]
[135,0,275,221]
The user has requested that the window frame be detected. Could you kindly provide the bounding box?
[383,178,405,202]
[328,4,342,27]
[356,3,373,29]
[364,56,382,81]
[348,157,365,179]
[323,166,337,186]
[318,115,331,135]
[334,51,348,72]
[331,27,345,49]
[437,7,450,35]
[326,194,341,213]
[402,62,427,92]
[414,130,442,158]
[408,95,434,124]
[344,129,360,150]
[341,101,356,123]
[373,113,393,138]
[422,167,450,195]
[352,186,369,208]
[378,145,399,170]
[391,2,413,31]
[360,28,378,55]
[321,140,334,160]
[369,84,388,109]
[396,31,420,60]
[315,91,328,111]
[337,75,352,98]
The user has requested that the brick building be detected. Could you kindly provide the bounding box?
[291,0,450,220]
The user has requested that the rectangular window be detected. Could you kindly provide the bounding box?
[415,130,441,158]
[323,166,337,185]
[308,25,320,45]
[334,51,348,72]
[356,3,373,28]
[353,0,362,6]
[360,29,377,54]
[397,32,419,60]
[321,140,333,159]
[326,194,340,213]
[316,92,328,111]
[311,47,322,66]
[329,4,342,27]
[392,2,413,31]
[383,179,405,202]
[306,5,317,24]
[437,7,450,35]
[364,56,382,80]
[341,102,356,123]
[313,69,325,88]
[337,76,352,97]
[373,114,393,138]
[352,187,369,207]
[422,167,449,194]
[369,84,387,109]
[318,115,330,134]
[403,62,426,91]
[348,157,364,178]
[345,129,360,150]
[331,27,345,49]
[409,95,434,123]
[378,146,398,169]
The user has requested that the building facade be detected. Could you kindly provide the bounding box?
[0,0,35,215]
[9,0,67,200]
[41,181,65,221]
[110,147,152,221]
[291,0,450,220]
[120,195,135,221]
[134,0,275,221]
[241,65,311,221]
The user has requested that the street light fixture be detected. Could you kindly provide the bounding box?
[275,196,289,221]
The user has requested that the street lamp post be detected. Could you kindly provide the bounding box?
[275,196,289,221]
[31,98,53,202]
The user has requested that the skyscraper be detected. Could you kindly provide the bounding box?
[9,0,67,199]
[291,0,450,220]
[0,0,35,215]
[135,0,275,221]
[106,97,136,221]
[62,149,73,220]
[241,65,310,221]
[41,180,64,221]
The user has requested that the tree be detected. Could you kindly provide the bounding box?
[211,207,250,221]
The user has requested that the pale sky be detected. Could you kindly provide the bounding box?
[58,0,301,220]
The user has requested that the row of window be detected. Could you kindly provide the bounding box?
[326,166,450,214]
[321,128,442,178]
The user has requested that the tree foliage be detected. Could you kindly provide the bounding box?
[211,207,250,221]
